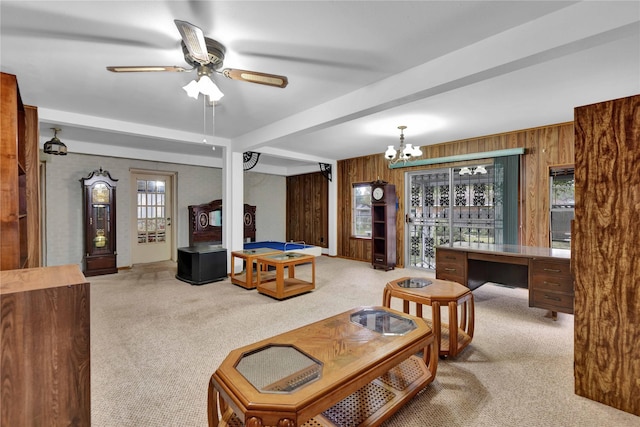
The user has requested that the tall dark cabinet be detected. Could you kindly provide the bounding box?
[81,168,118,276]
[371,180,396,270]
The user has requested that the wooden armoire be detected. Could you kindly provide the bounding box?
[0,72,40,270]
[573,94,640,416]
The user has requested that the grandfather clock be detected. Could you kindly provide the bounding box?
[81,168,118,276]
[371,179,396,270]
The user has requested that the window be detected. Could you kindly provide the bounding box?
[137,179,167,244]
[352,183,372,238]
[550,168,574,249]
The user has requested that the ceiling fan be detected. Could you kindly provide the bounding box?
[106,20,288,89]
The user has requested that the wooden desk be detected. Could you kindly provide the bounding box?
[256,252,316,300]
[230,248,282,289]
[208,306,438,427]
[436,243,573,317]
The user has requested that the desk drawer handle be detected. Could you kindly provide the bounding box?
[543,281,561,287]
[544,295,561,302]
[543,268,561,273]
[444,268,456,272]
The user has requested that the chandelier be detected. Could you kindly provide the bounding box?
[459,165,487,175]
[385,125,422,166]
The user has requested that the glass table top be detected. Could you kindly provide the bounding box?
[235,345,322,394]
[350,308,417,336]
[396,278,433,288]
[238,247,282,256]
[261,252,309,261]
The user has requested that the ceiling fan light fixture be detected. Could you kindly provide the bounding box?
[182,74,224,101]
[197,74,224,101]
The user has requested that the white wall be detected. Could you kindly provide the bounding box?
[244,172,286,241]
[44,152,286,269]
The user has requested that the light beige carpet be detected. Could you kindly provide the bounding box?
[89,256,638,426]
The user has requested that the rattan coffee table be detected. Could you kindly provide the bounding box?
[383,277,474,358]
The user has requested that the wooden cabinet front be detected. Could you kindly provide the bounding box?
[0,265,90,426]
[435,248,467,285]
[529,258,574,313]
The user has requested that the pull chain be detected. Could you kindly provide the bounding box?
[202,95,207,143]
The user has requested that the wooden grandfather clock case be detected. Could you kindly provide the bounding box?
[370,180,397,270]
[81,168,118,276]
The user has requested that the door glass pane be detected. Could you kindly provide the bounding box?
[137,179,167,245]
[408,164,498,270]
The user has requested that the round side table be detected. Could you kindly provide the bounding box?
[383,277,475,358]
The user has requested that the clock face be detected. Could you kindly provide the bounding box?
[372,187,384,201]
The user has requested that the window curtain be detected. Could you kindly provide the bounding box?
[494,155,519,245]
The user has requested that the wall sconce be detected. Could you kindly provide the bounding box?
[43,128,67,155]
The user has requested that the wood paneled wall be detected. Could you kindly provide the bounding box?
[286,172,328,248]
[337,122,575,266]
[573,94,640,415]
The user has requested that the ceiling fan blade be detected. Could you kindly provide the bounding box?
[222,69,288,88]
[106,66,190,73]
[174,19,210,64]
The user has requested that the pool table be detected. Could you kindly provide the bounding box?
[244,241,322,257]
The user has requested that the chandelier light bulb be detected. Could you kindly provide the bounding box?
[385,145,397,160]
[197,75,224,101]
[182,80,200,99]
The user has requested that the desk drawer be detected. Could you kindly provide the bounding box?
[531,290,574,314]
[436,249,466,265]
[530,259,573,293]
[530,259,572,277]
[436,249,466,285]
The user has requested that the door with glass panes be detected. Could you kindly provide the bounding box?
[131,173,173,264]
[406,164,499,270]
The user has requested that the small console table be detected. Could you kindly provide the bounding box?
[256,252,316,300]
[384,277,474,358]
[436,243,573,318]
[230,247,281,289]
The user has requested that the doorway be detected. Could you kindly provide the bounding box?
[131,172,175,264]
[406,164,499,270]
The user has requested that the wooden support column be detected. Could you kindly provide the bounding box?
[573,94,640,415]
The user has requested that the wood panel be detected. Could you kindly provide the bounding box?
[337,123,574,266]
[1,265,91,426]
[0,73,40,270]
[573,94,640,415]
[286,172,328,248]
[1,73,21,270]
[24,106,41,267]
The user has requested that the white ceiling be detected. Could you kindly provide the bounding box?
[2,1,639,175]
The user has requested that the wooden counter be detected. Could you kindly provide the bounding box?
[1,265,91,426]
